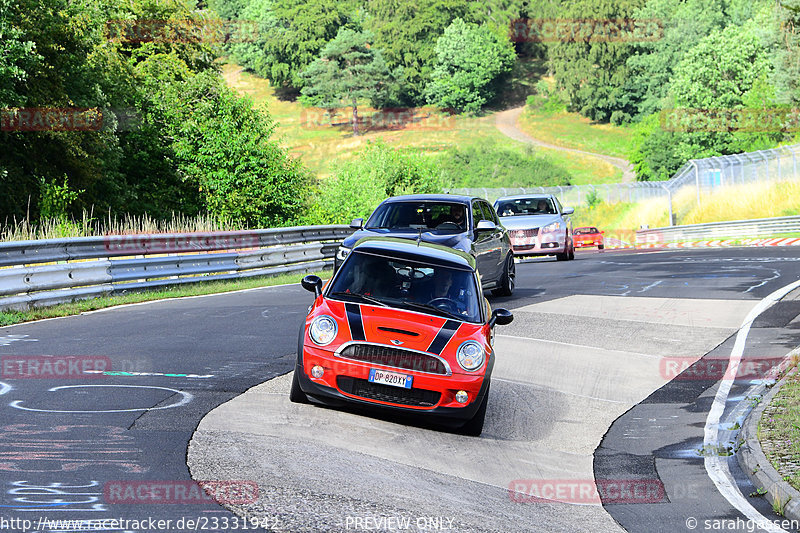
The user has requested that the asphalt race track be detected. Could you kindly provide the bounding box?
[1,247,800,532]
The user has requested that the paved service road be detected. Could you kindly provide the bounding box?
[1,247,799,532]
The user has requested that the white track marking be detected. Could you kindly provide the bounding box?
[704,279,800,533]
[0,334,37,346]
[83,370,214,378]
[0,382,11,396]
[9,384,193,413]
[495,334,659,359]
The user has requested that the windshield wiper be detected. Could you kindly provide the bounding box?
[396,300,462,320]
[329,291,387,307]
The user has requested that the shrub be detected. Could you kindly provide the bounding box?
[312,141,445,224]
[437,142,571,188]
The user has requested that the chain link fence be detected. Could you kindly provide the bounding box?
[445,143,800,226]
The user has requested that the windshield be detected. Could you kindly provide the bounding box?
[328,251,481,323]
[575,227,599,235]
[496,198,556,217]
[365,202,468,231]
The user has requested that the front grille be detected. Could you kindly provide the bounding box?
[337,377,441,407]
[514,228,538,238]
[339,344,448,375]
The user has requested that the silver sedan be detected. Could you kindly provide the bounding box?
[493,195,575,261]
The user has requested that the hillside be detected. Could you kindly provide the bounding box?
[221,63,629,186]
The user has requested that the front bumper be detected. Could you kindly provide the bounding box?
[511,233,567,256]
[296,344,491,425]
[574,239,603,248]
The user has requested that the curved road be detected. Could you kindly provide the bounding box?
[0,248,798,532]
[495,107,636,183]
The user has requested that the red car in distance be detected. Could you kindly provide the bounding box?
[290,237,514,436]
[573,227,605,250]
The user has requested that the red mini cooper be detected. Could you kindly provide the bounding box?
[290,238,513,436]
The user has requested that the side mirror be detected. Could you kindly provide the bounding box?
[301,275,323,297]
[349,218,364,229]
[562,207,575,216]
[489,308,514,327]
[601,231,605,234]
[475,220,497,232]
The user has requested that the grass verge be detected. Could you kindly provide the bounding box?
[759,367,800,492]
[0,270,327,327]
[517,107,634,160]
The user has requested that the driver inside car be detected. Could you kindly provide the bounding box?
[449,206,467,229]
[430,269,471,317]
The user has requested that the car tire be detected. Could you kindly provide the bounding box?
[598,244,605,250]
[458,384,489,437]
[568,240,575,260]
[290,370,310,404]
[492,254,515,297]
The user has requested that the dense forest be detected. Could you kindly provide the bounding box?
[2,0,798,226]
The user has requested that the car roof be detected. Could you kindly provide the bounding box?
[382,194,475,204]
[352,236,476,271]
[495,194,557,202]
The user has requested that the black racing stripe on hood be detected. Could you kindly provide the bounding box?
[345,303,366,341]
[427,320,461,355]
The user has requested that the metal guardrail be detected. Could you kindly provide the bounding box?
[636,216,800,244]
[0,225,350,311]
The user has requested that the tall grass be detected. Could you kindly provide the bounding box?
[573,180,800,232]
[0,211,245,242]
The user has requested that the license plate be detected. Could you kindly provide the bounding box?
[369,368,413,389]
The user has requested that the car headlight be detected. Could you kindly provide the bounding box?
[542,222,562,233]
[336,246,351,261]
[456,340,485,372]
[309,315,337,346]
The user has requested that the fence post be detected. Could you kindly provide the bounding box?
[692,160,701,206]
[662,185,674,226]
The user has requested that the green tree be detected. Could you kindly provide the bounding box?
[156,71,310,227]
[228,0,360,89]
[364,0,476,105]
[671,23,772,109]
[425,18,515,113]
[299,28,394,136]
[546,0,645,124]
